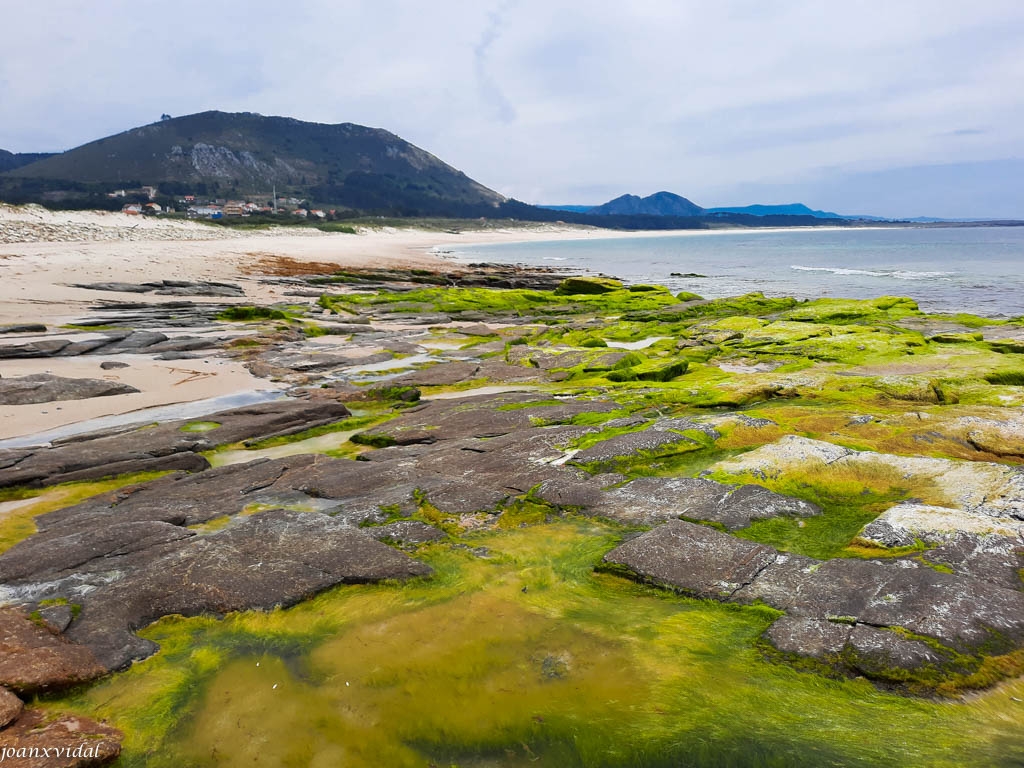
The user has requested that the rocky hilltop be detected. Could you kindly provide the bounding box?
[0,260,1022,765]
[2,111,504,213]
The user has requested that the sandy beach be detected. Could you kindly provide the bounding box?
[0,206,634,440]
[0,205,642,326]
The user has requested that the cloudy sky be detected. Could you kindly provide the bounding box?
[2,0,1023,217]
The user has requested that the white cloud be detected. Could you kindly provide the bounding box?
[0,0,1022,215]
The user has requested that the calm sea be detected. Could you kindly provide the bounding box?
[453,226,1024,317]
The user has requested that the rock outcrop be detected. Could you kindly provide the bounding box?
[605,520,1024,686]
[0,400,351,489]
[0,374,139,405]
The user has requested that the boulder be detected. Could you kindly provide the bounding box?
[0,339,70,359]
[0,687,22,729]
[0,708,121,767]
[0,608,106,694]
[553,277,623,295]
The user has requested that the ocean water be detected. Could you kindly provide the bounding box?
[454,226,1024,317]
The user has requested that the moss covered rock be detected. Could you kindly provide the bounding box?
[554,276,623,295]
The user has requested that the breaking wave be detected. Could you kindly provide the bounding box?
[790,265,954,280]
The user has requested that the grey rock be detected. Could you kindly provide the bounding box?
[923,533,1024,590]
[59,338,122,356]
[99,361,130,370]
[0,400,350,489]
[36,604,75,633]
[367,520,446,545]
[458,323,498,336]
[763,616,850,659]
[64,509,431,670]
[98,330,168,352]
[143,337,221,354]
[73,279,244,297]
[0,339,70,359]
[0,374,139,405]
[356,392,619,445]
[650,417,722,439]
[0,324,46,335]
[716,484,821,530]
[603,520,777,599]
[570,429,697,464]
[609,520,1024,686]
[391,361,481,387]
[0,521,195,583]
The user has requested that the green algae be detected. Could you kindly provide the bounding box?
[553,276,623,294]
[42,518,1024,767]
[21,283,1024,764]
[0,471,174,554]
[318,284,681,319]
[216,306,290,322]
[179,420,221,433]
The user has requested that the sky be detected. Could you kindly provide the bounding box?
[2,1,1023,218]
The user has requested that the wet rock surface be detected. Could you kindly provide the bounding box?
[0,400,350,489]
[4,263,1024,727]
[606,520,1024,685]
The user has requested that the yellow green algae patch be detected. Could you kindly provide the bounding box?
[0,471,174,554]
[42,518,1024,767]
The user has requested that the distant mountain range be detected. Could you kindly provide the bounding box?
[544,193,868,220]
[706,203,843,218]
[588,191,704,217]
[1,112,890,226]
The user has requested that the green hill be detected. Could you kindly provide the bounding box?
[3,111,504,213]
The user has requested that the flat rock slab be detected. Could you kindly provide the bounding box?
[366,520,447,545]
[0,328,227,360]
[571,429,698,464]
[0,608,105,694]
[605,521,1024,684]
[357,391,619,445]
[0,503,431,672]
[390,361,482,387]
[604,520,776,599]
[765,617,949,676]
[0,325,46,335]
[574,476,820,530]
[73,279,244,297]
[0,400,350,489]
[0,374,139,405]
[0,708,122,767]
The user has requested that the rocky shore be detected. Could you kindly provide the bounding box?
[0,252,1022,765]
